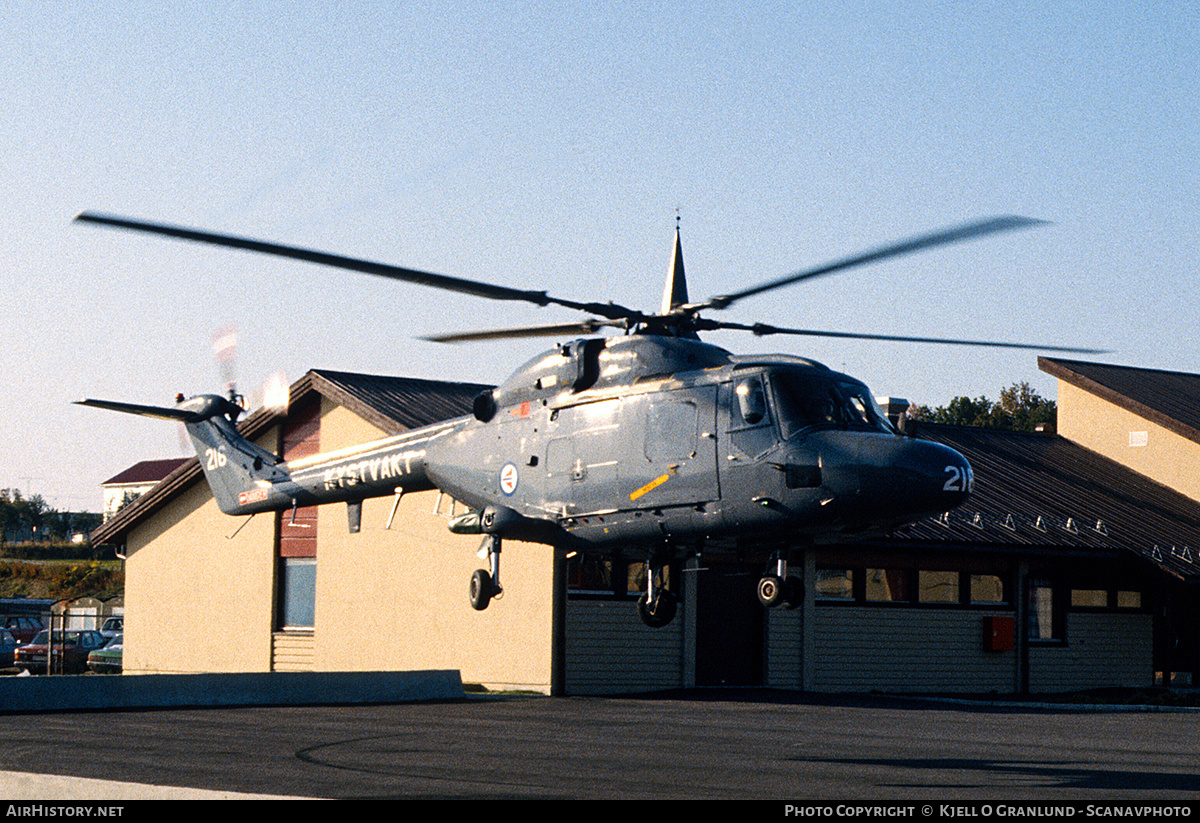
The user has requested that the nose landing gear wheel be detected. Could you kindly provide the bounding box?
[637,589,677,628]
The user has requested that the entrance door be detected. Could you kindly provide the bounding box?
[695,564,764,687]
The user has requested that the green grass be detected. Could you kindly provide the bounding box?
[0,559,123,600]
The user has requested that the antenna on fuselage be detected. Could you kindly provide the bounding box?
[661,210,690,315]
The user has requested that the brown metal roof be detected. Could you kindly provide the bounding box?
[898,423,1200,582]
[1040,356,1200,445]
[101,457,190,486]
[308,369,490,434]
[90,370,492,547]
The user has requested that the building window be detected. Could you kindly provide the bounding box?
[816,566,1012,607]
[626,560,673,595]
[568,554,678,599]
[1117,590,1142,609]
[278,557,316,629]
[918,570,959,603]
[815,568,854,600]
[1027,579,1064,642]
[1067,587,1145,611]
[865,568,912,602]
[568,555,616,593]
[1070,589,1108,609]
[969,574,1007,605]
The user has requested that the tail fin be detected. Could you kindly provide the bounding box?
[77,394,288,514]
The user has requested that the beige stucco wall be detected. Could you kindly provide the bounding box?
[1057,380,1200,503]
[313,399,554,692]
[124,468,277,674]
[121,397,554,691]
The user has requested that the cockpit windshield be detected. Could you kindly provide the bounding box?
[770,370,896,439]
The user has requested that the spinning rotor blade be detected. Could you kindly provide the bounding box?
[690,215,1047,313]
[705,320,1107,354]
[74,398,202,422]
[77,210,1100,353]
[75,212,642,322]
[422,318,627,343]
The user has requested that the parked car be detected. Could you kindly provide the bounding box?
[87,634,122,674]
[99,617,123,639]
[0,629,19,668]
[2,615,45,644]
[14,630,107,674]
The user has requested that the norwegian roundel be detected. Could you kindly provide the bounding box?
[500,463,519,496]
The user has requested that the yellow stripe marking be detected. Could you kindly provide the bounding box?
[630,473,671,502]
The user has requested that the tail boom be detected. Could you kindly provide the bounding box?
[78,393,449,516]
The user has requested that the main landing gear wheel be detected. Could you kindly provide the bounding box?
[469,569,496,610]
[759,552,802,611]
[757,575,786,608]
[637,589,677,629]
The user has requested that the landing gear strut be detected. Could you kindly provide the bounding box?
[757,553,800,610]
[469,534,503,610]
[637,557,677,628]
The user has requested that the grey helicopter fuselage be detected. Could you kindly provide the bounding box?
[199,333,972,553]
[439,334,971,548]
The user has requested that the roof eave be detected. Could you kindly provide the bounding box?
[1040,356,1200,446]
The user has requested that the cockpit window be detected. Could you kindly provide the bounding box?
[733,377,768,426]
[770,371,895,438]
[836,382,896,434]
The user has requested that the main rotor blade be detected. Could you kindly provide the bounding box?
[692,215,1047,312]
[706,320,1107,354]
[75,212,641,321]
[74,398,202,422]
[422,318,626,343]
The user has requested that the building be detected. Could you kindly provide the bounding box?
[1039,356,1200,684]
[90,363,1200,694]
[101,458,190,522]
[1043,357,1200,505]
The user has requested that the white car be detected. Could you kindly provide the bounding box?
[100,616,123,639]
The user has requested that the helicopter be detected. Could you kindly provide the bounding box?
[75,211,1101,627]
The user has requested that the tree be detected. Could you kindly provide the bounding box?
[0,489,101,544]
[907,381,1055,432]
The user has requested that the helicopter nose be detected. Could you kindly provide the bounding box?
[918,440,973,511]
[832,434,974,529]
[864,437,973,522]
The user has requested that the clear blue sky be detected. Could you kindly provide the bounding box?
[3,2,1197,510]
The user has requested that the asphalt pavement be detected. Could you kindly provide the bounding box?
[3,690,1199,800]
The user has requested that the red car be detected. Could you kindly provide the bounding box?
[15,630,107,674]
[2,615,45,645]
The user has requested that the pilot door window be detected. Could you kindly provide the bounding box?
[734,378,768,427]
[772,374,842,439]
[730,376,776,457]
